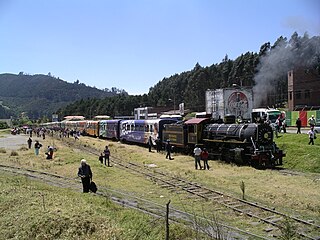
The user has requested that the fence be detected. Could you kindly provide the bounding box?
[285,110,320,127]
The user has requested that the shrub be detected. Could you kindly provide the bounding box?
[19,146,29,151]
[0,148,6,153]
[10,151,18,156]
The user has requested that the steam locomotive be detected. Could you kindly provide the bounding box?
[162,118,284,168]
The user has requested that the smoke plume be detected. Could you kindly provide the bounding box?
[253,34,320,107]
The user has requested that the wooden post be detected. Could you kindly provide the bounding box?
[41,193,46,211]
[165,200,171,240]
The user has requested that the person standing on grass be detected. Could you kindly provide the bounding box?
[201,148,210,170]
[308,115,316,128]
[296,118,302,134]
[193,145,202,170]
[99,153,104,164]
[155,137,161,152]
[78,159,92,193]
[34,140,42,155]
[165,140,173,160]
[103,145,111,167]
[27,137,32,149]
[307,127,316,145]
[148,136,153,152]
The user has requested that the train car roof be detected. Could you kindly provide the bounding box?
[63,116,85,120]
[184,118,210,125]
[99,119,122,123]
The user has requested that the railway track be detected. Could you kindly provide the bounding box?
[0,164,266,240]
[63,137,320,240]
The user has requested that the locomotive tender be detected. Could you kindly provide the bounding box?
[42,117,284,168]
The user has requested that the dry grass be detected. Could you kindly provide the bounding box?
[0,133,319,236]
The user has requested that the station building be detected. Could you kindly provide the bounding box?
[288,68,320,111]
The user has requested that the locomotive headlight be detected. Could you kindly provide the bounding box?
[264,133,269,139]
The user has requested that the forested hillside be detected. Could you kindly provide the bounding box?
[0,73,127,119]
[59,32,320,118]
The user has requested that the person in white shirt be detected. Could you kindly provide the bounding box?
[307,127,316,145]
[193,145,202,170]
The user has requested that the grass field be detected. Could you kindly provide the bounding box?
[0,130,319,239]
[274,132,320,173]
[0,171,198,240]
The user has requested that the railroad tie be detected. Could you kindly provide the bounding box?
[269,217,283,223]
[227,201,241,206]
[263,215,277,221]
[230,204,246,209]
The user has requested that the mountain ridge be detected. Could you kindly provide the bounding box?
[0,73,126,119]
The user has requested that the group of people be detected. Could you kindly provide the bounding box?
[27,137,55,159]
[79,145,111,193]
[307,115,317,145]
[163,140,210,170]
[148,136,162,153]
[99,145,111,166]
[193,145,210,170]
[295,115,317,145]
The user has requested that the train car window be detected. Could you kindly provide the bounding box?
[188,125,195,133]
[145,125,149,132]
[150,125,154,133]
[130,124,134,131]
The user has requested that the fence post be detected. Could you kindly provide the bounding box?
[166,200,171,240]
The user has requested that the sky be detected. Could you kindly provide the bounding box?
[0,0,319,95]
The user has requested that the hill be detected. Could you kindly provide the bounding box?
[0,73,127,119]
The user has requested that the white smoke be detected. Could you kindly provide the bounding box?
[253,34,320,107]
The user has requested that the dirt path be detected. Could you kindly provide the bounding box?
[0,133,30,150]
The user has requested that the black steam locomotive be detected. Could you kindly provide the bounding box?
[162,118,284,168]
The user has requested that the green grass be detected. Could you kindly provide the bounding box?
[0,129,11,136]
[275,133,320,173]
[0,172,195,240]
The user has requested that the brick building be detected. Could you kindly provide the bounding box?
[288,68,320,110]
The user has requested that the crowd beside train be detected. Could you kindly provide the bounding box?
[7,113,317,193]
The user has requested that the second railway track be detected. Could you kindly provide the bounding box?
[63,136,320,240]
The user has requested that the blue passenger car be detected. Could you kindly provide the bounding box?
[99,120,121,139]
[119,119,177,145]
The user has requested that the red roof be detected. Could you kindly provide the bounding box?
[184,118,209,125]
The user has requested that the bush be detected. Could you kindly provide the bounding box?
[10,151,18,156]
[19,146,29,151]
[0,148,6,153]
[0,121,9,129]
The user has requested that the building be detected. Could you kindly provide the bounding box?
[205,87,253,121]
[134,107,155,120]
[134,106,185,120]
[288,69,320,111]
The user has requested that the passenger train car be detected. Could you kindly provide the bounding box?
[85,120,99,137]
[99,120,121,140]
[120,119,177,145]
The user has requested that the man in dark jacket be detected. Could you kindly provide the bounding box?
[78,159,92,193]
[296,118,302,134]
[27,137,32,149]
[165,140,173,160]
